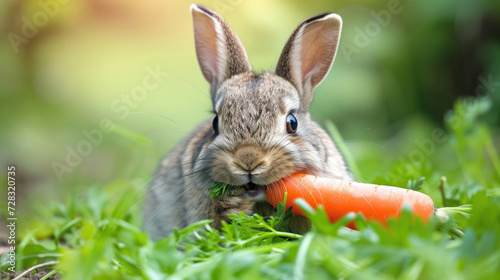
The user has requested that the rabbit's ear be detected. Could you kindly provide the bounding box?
[276,13,342,110]
[190,4,252,99]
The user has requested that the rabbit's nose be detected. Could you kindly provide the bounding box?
[233,145,265,173]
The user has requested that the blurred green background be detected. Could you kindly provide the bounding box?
[0,0,499,228]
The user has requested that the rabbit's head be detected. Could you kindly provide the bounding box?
[190,4,345,198]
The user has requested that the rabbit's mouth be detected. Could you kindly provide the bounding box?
[244,182,266,200]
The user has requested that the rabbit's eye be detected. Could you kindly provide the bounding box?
[286,114,298,133]
[212,115,219,135]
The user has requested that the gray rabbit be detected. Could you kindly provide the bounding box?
[143,4,352,240]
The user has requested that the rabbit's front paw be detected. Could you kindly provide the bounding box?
[210,190,254,229]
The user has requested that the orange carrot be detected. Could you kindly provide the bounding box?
[265,173,435,229]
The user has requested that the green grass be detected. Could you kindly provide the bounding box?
[208,182,235,200]
[1,96,500,279]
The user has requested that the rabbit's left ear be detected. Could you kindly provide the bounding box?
[276,13,342,111]
[191,4,252,100]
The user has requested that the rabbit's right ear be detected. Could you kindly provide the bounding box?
[276,13,342,111]
[190,4,252,100]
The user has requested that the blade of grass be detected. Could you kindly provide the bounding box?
[325,120,361,180]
